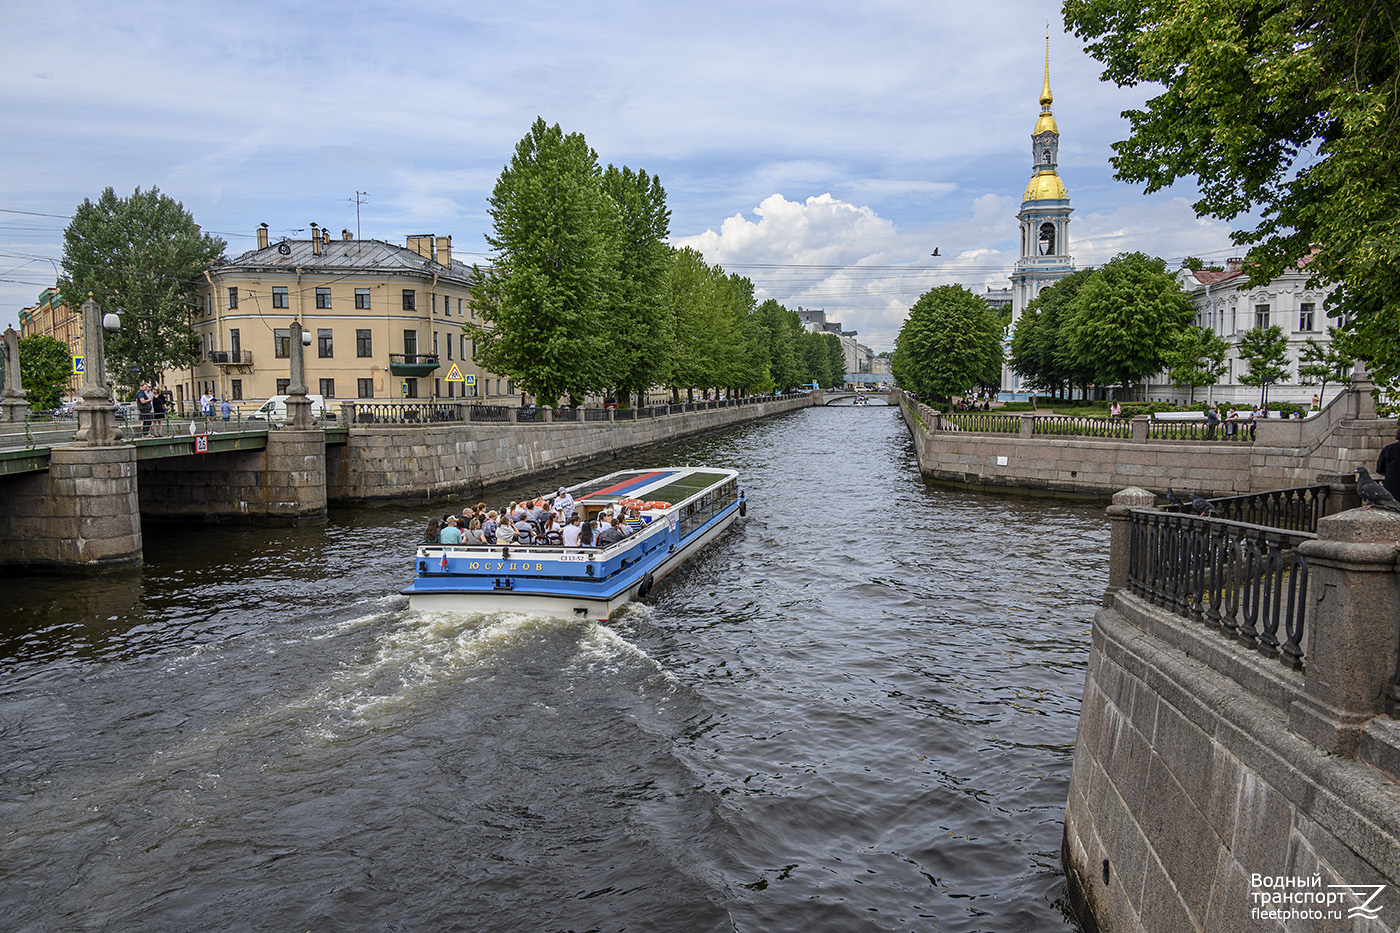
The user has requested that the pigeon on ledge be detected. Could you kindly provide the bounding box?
[1165,486,1184,508]
[1191,493,1223,517]
[1356,467,1400,511]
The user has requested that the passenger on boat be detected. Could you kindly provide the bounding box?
[596,518,627,547]
[496,517,517,545]
[465,516,488,544]
[425,518,441,543]
[438,517,464,545]
[553,487,575,519]
[561,513,582,547]
[482,511,499,544]
[624,508,645,533]
[579,520,596,548]
[513,516,536,544]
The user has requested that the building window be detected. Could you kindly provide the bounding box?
[402,289,416,311]
[273,286,289,309]
[356,329,372,358]
[227,287,238,310]
[276,378,290,395]
[316,287,331,309]
[231,379,243,400]
[404,330,418,356]
[1299,303,1315,332]
[404,377,418,399]
[318,328,333,358]
[446,334,452,360]
[433,331,439,357]
[357,378,374,399]
[458,298,463,317]
[319,378,335,399]
[355,288,371,310]
[274,328,290,358]
[1254,304,1270,329]
[229,328,240,356]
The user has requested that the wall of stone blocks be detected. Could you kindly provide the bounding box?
[0,445,142,569]
[138,430,327,525]
[899,396,1395,498]
[327,396,813,504]
[1063,602,1400,932]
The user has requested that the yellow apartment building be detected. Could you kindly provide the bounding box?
[17,286,84,401]
[182,224,514,412]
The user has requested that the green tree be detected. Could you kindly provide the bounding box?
[599,164,673,407]
[1236,324,1291,405]
[1297,328,1351,408]
[754,299,804,391]
[468,118,620,406]
[1064,0,1400,386]
[1063,252,1194,395]
[891,285,1004,407]
[1162,325,1229,404]
[17,335,73,411]
[823,332,846,388]
[666,247,726,401]
[1009,268,1095,398]
[59,186,226,388]
[798,330,834,389]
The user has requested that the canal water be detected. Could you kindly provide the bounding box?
[0,404,1106,932]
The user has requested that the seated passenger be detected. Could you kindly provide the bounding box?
[425,518,442,543]
[625,508,644,533]
[438,517,464,545]
[496,518,517,545]
[595,518,628,547]
[579,520,596,548]
[462,517,485,544]
[482,511,499,545]
[561,514,582,547]
[514,517,535,544]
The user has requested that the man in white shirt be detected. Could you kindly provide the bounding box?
[552,487,575,519]
[561,514,583,547]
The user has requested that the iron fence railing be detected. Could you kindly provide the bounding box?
[1194,485,1330,534]
[584,408,611,422]
[1034,415,1132,439]
[469,405,511,423]
[942,412,1021,434]
[1129,509,1312,670]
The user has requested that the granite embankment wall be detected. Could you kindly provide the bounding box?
[1062,491,1400,932]
[328,394,813,503]
[897,385,1394,498]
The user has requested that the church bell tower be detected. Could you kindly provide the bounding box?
[1004,34,1077,395]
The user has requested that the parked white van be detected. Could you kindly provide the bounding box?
[246,395,335,426]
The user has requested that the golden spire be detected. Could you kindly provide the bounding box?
[1040,28,1053,108]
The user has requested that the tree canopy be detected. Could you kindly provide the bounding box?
[1009,268,1096,397]
[18,335,73,411]
[1162,325,1229,404]
[59,186,226,388]
[891,285,1004,405]
[1236,324,1291,390]
[1062,252,1194,393]
[1063,0,1400,385]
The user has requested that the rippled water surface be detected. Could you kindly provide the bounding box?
[1,405,1106,932]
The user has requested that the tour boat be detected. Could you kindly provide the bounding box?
[404,467,744,620]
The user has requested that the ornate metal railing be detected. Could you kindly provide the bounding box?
[584,408,611,422]
[942,412,1021,434]
[1128,509,1312,670]
[348,401,459,424]
[469,404,511,423]
[1202,485,1330,533]
[1145,419,1252,442]
[515,408,545,423]
[1034,415,1131,439]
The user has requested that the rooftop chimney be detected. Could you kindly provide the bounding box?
[436,234,452,266]
[406,235,434,259]
[257,223,269,250]
[311,223,321,256]
[322,228,330,247]
[342,228,353,240]
[1226,256,1243,271]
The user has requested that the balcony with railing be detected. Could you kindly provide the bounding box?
[207,349,253,367]
[388,353,440,377]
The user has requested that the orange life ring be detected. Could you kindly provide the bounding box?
[644,500,672,510]
[620,498,646,511]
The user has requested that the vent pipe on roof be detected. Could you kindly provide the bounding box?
[257,223,269,250]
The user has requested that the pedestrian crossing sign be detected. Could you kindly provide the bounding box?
[73,356,85,375]
[445,363,465,383]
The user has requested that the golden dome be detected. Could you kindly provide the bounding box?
[1034,111,1059,136]
[1023,170,1069,201]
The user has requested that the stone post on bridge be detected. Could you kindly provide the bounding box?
[38,296,141,569]
[1,325,29,423]
[263,319,326,524]
[1290,507,1400,757]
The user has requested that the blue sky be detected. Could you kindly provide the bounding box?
[1,0,1239,350]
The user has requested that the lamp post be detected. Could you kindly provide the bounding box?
[73,295,123,445]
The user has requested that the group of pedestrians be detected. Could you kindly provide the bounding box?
[1203,404,1264,439]
[425,486,646,549]
[134,383,172,436]
[198,391,233,423]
